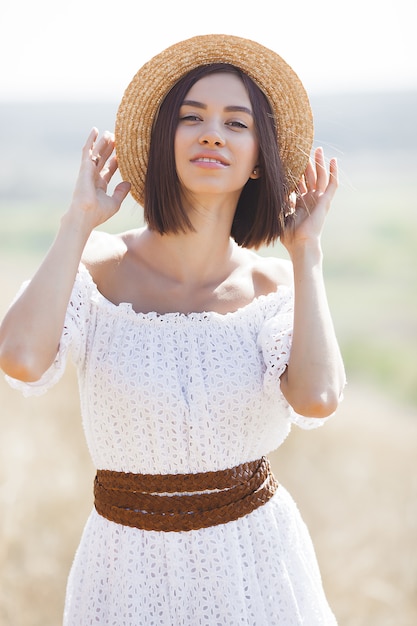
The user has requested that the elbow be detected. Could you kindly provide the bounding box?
[0,344,48,382]
[288,389,341,418]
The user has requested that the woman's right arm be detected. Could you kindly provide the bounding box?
[0,128,130,382]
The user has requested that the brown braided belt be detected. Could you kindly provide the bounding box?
[94,456,278,532]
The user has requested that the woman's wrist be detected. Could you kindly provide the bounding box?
[287,238,323,267]
[60,206,96,246]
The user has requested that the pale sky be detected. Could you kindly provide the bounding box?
[1,0,416,101]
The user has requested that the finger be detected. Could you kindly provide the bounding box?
[81,127,99,161]
[314,147,328,192]
[329,157,338,183]
[112,181,131,207]
[296,178,307,196]
[102,155,119,185]
[94,131,115,159]
[91,132,115,169]
[326,157,338,196]
[304,158,316,191]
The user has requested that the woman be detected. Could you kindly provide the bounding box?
[0,34,345,625]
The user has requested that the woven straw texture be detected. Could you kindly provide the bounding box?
[115,34,313,206]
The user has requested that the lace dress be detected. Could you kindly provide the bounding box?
[6,263,337,625]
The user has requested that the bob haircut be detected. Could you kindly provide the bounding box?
[144,63,292,249]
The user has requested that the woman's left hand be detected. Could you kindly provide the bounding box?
[281,147,338,255]
[279,147,345,417]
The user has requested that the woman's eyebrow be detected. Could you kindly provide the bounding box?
[224,105,253,116]
[182,99,206,109]
[182,100,253,116]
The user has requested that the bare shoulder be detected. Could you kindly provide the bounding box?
[240,248,293,296]
[81,230,130,281]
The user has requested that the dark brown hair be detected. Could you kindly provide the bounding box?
[144,64,291,248]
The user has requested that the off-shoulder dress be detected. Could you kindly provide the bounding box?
[6,263,337,625]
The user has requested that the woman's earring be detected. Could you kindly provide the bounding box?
[250,167,260,179]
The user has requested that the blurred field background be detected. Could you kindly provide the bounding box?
[0,92,416,625]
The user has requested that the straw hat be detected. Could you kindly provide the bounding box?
[115,34,313,206]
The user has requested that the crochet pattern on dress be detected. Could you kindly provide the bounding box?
[6,264,336,625]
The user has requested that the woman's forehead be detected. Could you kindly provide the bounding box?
[183,72,252,108]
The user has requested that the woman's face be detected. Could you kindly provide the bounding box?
[174,72,260,205]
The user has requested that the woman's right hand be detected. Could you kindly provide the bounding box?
[68,128,131,231]
[0,129,131,382]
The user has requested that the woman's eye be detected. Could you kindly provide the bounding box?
[179,115,201,122]
[227,121,248,129]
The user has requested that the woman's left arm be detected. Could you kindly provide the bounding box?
[280,147,346,417]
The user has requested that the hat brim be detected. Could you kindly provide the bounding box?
[115,34,313,207]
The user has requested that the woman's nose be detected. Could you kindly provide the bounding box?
[199,125,225,147]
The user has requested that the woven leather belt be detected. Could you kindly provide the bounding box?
[94,456,278,532]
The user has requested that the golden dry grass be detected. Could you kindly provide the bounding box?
[1,263,416,626]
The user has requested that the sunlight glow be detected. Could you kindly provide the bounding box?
[1,0,416,100]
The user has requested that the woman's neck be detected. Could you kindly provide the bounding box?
[139,190,240,284]
[139,226,237,288]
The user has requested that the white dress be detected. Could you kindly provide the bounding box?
[7,263,338,625]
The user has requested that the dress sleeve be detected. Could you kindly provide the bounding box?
[257,286,332,430]
[4,264,93,397]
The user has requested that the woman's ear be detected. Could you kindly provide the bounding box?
[249,166,261,180]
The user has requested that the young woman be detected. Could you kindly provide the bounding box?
[0,35,345,625]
